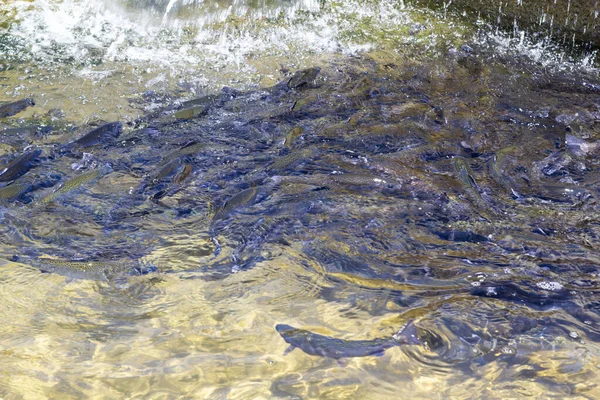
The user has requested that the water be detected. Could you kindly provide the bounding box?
[1,0,600,398]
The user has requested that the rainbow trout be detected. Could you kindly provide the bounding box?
[161,142,207,164]
[20,256,157,280]
[211,186,259,225]
[0,98,35,118]
[0,149,42,182]
[275,320,421,359]
[173,105,208,120]
[0,183,32,201]
[265,148,314,172]
[67,122,122,149]
[287,67,320,89]
[39,164,112,204]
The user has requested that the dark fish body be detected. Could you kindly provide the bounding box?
[1,125,51,137]
[0,149,42,182]
[70,122,122,148]
[180,94,219,109]
[489,145,517,187]
[143,159,191,199]
[23,256,157,280]
[161,142,206,164]
[452,156,476,189]
[154,158,184,182]
[175,164,192,183]
[287,67,320,89]
[434,230,489,243]
[275,320,420,359]
[211,186,259,224]
[0,98,35,118]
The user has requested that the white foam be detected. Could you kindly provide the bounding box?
[475,23,598,72]
[536,281,564,291]
[2,0,416,72]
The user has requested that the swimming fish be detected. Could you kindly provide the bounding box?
[452,156,477,189]
[39,164,112,204]
[287,67,320,89]
[488,145,518,188]
[282,126,304,148]
[272,173,394,189]
[161,142,207,164]
[266,148,314,172]
[19,256,157,281]
[275,320,421,360]
[0,183,32,201]
[174,105,208,120]
[211,186,259,225]
[0,148,42,182]
[154,158,185,182]
[179,93,219,109]
[0,98,35,118]
[67,122,122,149]
[565,134,600,157]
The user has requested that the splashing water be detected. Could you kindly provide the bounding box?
[1,0,596,121]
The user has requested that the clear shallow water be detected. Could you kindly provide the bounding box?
[1,0,600,398]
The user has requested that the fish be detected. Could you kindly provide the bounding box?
[211,186,259,225]
[67,122,122,149]
[146,160,192,200]
[0,183,33,201]
[154,158,185,182]
[1,125,52,137]
[488,145,518,188]
[179,93,219,109]
[434,230,489,243]
[209,186,262,256]
[173,105,208,120]
[287,67,320,89]
[452,156,477,189]
[452,156,495,219]
[39,164,112,204]
[0,98,35,118]
[17,256,157,281]
[282,126,303,148]
[565,134,600,157]
[175,164,192,183]
[266,148,313,172]
[0,148,42,182]
[272,173,395,189]
[275,320,421,360]
[161,142,207,164]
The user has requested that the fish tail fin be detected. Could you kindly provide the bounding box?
[392,320,421,345]
[206,201,216,219]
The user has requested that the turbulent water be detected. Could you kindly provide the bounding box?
[1,0,600,398]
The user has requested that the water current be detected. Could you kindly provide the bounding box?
[1,0,600,398]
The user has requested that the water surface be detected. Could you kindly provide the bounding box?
[0,0,600,398]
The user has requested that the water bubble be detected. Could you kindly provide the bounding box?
[536,281,564,291]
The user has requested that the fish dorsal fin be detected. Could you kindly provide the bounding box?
[283,345,296,356]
